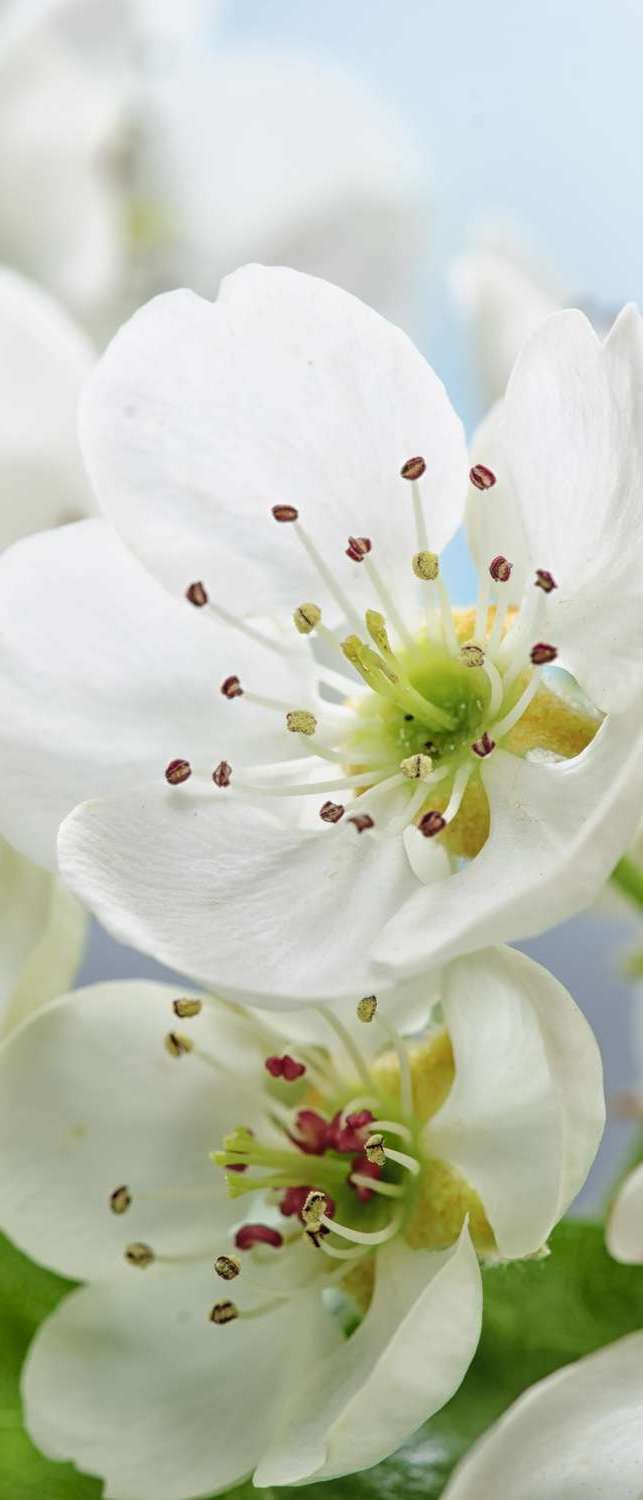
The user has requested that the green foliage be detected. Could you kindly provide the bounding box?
[2,1219,643,1498]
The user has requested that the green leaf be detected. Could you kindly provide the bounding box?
[2,1219,643,1499]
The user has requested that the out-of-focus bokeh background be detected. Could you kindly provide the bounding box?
[6,0,641,1205]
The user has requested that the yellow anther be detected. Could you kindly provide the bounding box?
[357,994,378,1023]
[172,998,203,1019]
[400,753,434,781]
[460,642,486,668]
[164,1031,193,1058]
[210,1300,239,1325]
[365,609,393,656]
[412,550,439,581]
[125,1242,155,1269]
[365,1134,387,1167]
[293,602,321,635]
[214,1254,241,1281]
[109,1185,131,1215]
[301,1190,328,1230]
[286,709,317,736]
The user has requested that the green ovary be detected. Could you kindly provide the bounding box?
[346,635,490,767]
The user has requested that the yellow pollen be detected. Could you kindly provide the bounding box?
[412,550,439,581]
[286,710,317,736]
[293,603,321,635]
[401,752,433,780]
[172,998,203,1019]
[357,994,378,1023]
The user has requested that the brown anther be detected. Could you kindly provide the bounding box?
[185,580,208,607]
[301,1190,328,1230]
[418,810,447,838]
[460,642,485,668]
[210,1300,239,1325]
[164,1031,193,1058]
[346,535,372,562]
[471,732,496,759]
[357,995,378,1023]
[165,758,192,786]
[412,550,439,581]
[319,800,345,824]
[109,1185,131,1215]
[125,1242,155,1269]
[272,504,299,523]
[470,463,496,490]
[348,813,375,833]
[400,456,426,481]
[221,675,243,699]
[172,998,203,1019]
[365,1133,386,1167]
[213,760,232,787]
[530,643,558,666]
[214,1254,240,1281]
[293,602,321,635]
[489,555,513,583]
[286,709,317,736]
[534,569,558,594]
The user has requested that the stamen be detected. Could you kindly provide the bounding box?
[291,602,322,642]
[286,709,318,736]
[271,505,299,523]
[320,1210,402,1246]
[348,813,375,833]
[109,1185,131,1215]
[382,1146,421,1176]
[412,550,439,581]
[357,995,378,1023]
[364,1134,386,1166]
[535,569,558,593]
[350,1173,404,1198]
[491,674,541,739]
[487,588,511,654]
[400,456,427,481]
[400,753,434,781]
[471,731,496,758]
[288,517,362,629]
[301,1190,331,1231]
[172,998,203,1019]
[212,760,232,787]
[443,762,473,823]
[164,1031,193,1058]
[265,1054,306,1081]
[370,1119,412,1143]
[185,581,208,606]
[489,555,513,583]
[235,1225,284,1251]
[373,1012,414,1118]
[418,808,447,838]
[530,642,558,665]
[320,801,345,823]
[209,1300,239,1325]
[125,1242,155,1268]
[214,1254,240,1280]
[165,758,192,786]
[317,1240,370,1261]
[481,654,504,717]
[221,675,243,699]
[474,571,490,641]
[460,642,485,668]
[470,463,496,490]
[345,535,372,562]
[362,553,413,648]
[317,1006,373,1090]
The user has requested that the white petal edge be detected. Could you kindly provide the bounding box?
[606,1163,643,1264]
[0,837,86,1037]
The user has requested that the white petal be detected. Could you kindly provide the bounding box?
[501,304,643,712]
[143,53,422,328]
[0,518,314,867]
[427,948,604,1258]
[451,241,562,403]
[256,1225,482,1486]
[79,268,468,618]
[0,0,128,325]
[606,1164,643,1264]
[0,837,85,1037]
[442,1331,643,1499]
[375,708,643,978]
[0,980,265,1280]
[23,1267,332,1500]
[0,267,94,549]
[58,785,419,1008]
[466,399,529,604]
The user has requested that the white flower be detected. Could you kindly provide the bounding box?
[1,267,640,1004]
[0,264,92,1031]
[606,1162,643,1264]
[0,0,423,339]
[441,1331,643,1499]
[0,945,603,1495]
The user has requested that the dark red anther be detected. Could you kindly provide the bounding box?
[330,1108,375,1153]
[225,1162,248,1173]
[345,535,372,562]
[165,758,192,786]
[272,504,299,523]
[320,800,345,824]
[418,810,447,838]
[530,642,558,666]
[471,732,496,759]
[534,569,558,594]
[235,1223,284,1251]
[469,463,496,490]
[220,675,243,699]
[213,760,232,787]
[400,456,426,481]
[489,555,513,583]
[348,813,375,833]
[349,1153,382,1202]
[264,1054,306,1081]
[290,1109,330,1155]
[279,1185,312,1218]
[185,580,208,607]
